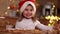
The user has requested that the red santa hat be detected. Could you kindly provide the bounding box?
[18,0,36,14]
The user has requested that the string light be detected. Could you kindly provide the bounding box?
[53,5,55,8]
[45,16,50,19]
[7,6,10,10]
[45,15,60,26]
[59,18,60,20]
[5,12,8,16]
[17,9,19,12]
[48,24,51,26]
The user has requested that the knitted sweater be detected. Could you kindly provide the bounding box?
[15,18,53,31]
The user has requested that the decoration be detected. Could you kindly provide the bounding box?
[10,4,16,10]
[7,6,10,10]
[45,15,60,26]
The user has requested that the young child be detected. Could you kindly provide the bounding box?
[15,0,53,31]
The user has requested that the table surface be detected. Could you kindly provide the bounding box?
[0,29,42,34]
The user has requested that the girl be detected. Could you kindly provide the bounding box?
[15,0,53,31]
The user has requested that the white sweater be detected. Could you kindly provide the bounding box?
[15,18,53,31]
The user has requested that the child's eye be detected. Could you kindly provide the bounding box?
[30,9,33,11]
[25,9,28,11]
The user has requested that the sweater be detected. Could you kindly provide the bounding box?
[15,18,53,31]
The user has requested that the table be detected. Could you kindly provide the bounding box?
[0,29,42,34]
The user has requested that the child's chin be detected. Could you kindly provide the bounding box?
[25,17,32,19]
[26,17,31,19]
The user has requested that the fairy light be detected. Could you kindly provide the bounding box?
[45,16,50,20]
[48,24,51,26]
[5,12,8,16]
[59,18,60,20]
[7,6,10,10]
[17,9,19,12]
[45,15,60,26]
[53,5,55,8]
[49,20,53,23]
[52,8,54,10]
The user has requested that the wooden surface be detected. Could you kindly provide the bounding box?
[0,30,42,34]
[0,29,60,34]
[0,17,18,31]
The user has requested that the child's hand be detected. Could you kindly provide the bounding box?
[54,23,60,31]
[57,26,60,31]
[53,25,58,30]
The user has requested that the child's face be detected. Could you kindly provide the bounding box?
[23,5,35,19]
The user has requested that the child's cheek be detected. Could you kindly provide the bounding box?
[32,13,35,17]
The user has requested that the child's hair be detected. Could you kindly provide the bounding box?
[18,4,37,22]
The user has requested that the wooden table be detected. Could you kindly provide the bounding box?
[0,30,60,34]
[0,30,42,34]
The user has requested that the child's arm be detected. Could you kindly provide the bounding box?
[36,20,53,31]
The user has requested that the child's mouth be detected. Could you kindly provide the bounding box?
[26,14,32,16]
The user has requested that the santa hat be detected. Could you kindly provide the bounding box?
[18,0,36,14]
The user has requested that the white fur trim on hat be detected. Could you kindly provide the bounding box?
[20,1,36,14]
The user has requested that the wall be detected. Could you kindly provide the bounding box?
[0,0,59,16]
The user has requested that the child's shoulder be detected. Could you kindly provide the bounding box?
[34,20,41,24]
[35,20,40,23]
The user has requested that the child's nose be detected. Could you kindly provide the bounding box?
[28,10,31,13]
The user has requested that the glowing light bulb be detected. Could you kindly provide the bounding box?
[48,24,51,26]
[59,18,60,20]
[7,6,10,9]
[17,9,19,12]
[5,12,8,16]
[53,5,55,8]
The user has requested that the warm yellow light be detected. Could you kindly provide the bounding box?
[53,5,55,8]
[5,12,8,15]
[45,15,60,26]
[55,16,59,21]
[17,9,19,12]
[52,8,54,10]
[56,19,58,21]
[45,16,50,20]
[54,16,57,19]
[59,18,60,20]
[49,20,53,23]
[48,24,51,26]
[50,15,54,20]
[7,6,10,9]
[47,16,50,18]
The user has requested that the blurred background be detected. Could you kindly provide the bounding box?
[0,0,60,17]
